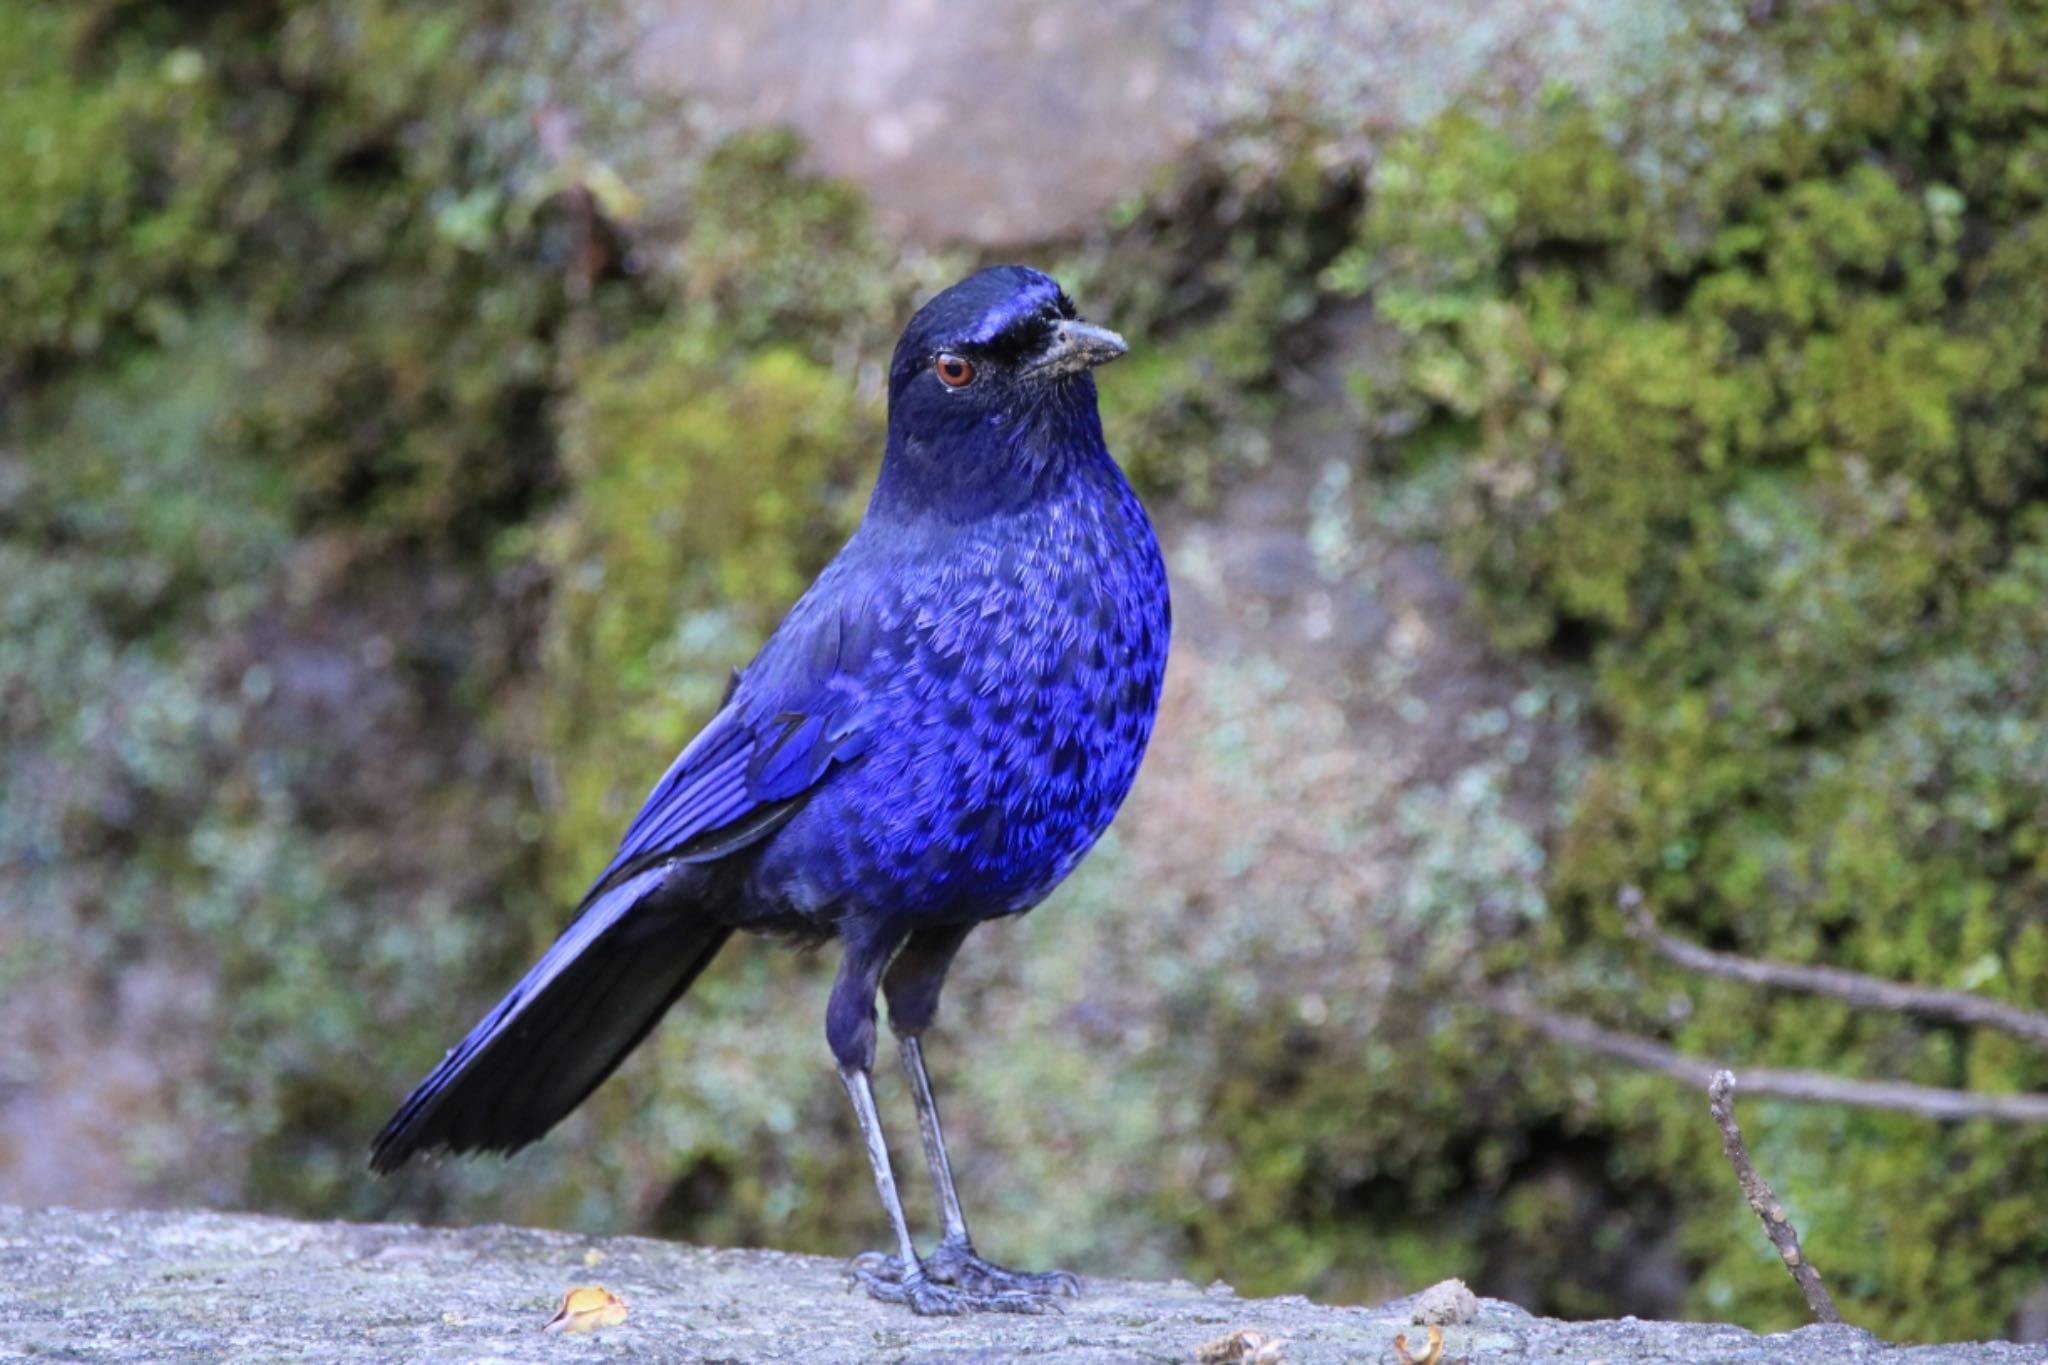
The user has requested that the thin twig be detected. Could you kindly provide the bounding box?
[1708,1070,1841,1323]
[1484,991,2048,1123]
[1619,886,2048,1052]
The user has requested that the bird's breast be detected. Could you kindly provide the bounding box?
[756,472,1169,925]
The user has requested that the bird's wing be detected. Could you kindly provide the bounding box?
[578,702,855,898]
[368,596,882,1173]
[580,595,880,902]
[368,697,865,1172]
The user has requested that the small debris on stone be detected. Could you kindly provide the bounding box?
[1195,1325,1287,1364]
[1393,1323,1442,1365]
[542,1285,628,1335]
[1410,1278,1480,1326]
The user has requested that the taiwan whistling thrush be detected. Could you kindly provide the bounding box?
[369,265,1171,1315]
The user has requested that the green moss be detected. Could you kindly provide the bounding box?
[675,129,899,350]
[0,9,238,361]
[1352,0,2048,1338]
[2,0,624,1223]
[1063,156,1360,503]
[537,329,875,905]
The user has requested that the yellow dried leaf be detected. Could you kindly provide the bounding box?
[1195,1326,1286,1364]
[542,1285,628,1335]
[1393,1323,1444,1365]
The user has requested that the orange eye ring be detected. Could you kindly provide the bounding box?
[934,353,976,388]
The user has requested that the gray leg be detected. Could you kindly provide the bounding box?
[831,930,1051,1316]
[899,1034,970,1245]
[838,1065,922,1271]
[879,926,1081,1303]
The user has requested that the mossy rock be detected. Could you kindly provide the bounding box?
[1345,0,2048,1338]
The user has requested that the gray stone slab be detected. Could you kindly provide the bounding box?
[0,1206,2036,1363]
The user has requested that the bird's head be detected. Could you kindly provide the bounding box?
[872,265,1128,522]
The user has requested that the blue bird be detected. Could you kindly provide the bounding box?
[370,266,1171,1314]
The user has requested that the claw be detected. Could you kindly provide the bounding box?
[853,1259,1057,1315]
[926,1234,1081,1299]
[850,1249,911,1284]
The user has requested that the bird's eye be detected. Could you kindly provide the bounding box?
[934,353,976,389]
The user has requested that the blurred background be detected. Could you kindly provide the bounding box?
[6,0,2048,1343]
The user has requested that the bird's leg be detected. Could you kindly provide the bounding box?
[897,1033,1081,1300]
[829,929,1049,1316]
[881,925,1081,1303]
[899,1033,969,1242]
[837,1063,924,1279]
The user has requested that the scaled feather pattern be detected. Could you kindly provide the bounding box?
[372,265,1169,1316]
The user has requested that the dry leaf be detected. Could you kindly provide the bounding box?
[542,1285,628,1335]
[1195,1326,1286,1364]
[1392,1323,1443,1365]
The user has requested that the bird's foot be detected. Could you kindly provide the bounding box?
[926,1235,1082,1299]
[851,1250,1065,1315]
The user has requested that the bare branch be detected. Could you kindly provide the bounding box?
[1708,1070,1841,1323]
[1619,886,2048,1052]
[1484,991,2048,1124]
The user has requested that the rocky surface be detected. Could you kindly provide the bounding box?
[626,0,1206,246]
[621,0,1639,246]
[0,1205,2030,1363]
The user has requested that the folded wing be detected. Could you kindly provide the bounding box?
[370,670,870,1172]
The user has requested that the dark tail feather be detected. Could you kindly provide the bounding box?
[370,866,731,1173]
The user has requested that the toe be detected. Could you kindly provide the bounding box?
[849,1249,912,1284]
[855,1265,1061,1316]
[927,1245,1081,1298]
[1034,1268,1083,1297]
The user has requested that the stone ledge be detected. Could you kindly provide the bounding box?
[0,1205,2027,1363]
